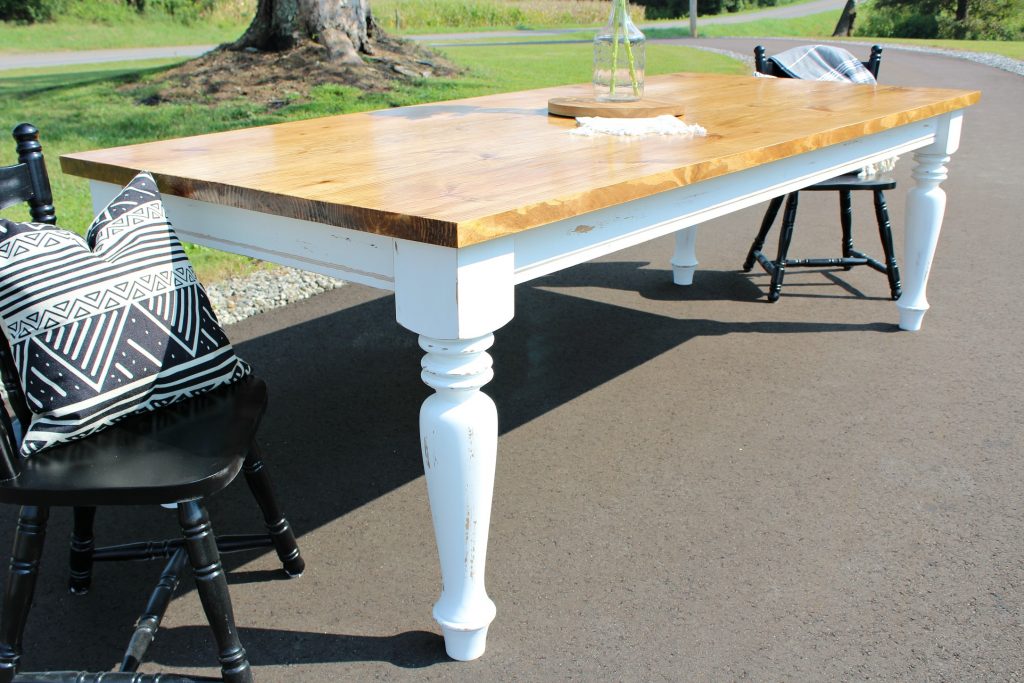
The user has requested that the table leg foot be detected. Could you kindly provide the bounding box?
[672,264,697,286]
[419,334,499,661]
[438,620,492,661]
[898,306,927,332]
[671,227,698,286]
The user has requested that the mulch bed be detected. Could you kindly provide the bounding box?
[124,33,463,107]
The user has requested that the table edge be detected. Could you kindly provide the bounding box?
[59,85,980,250]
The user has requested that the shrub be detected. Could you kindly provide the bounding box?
[856,0,1023,40]
[857,4,939,38]
[148,0,216,24]
[2,0,227,26]
[937,13,1022,40]
[0,0,68,23]
[64,0,138,24]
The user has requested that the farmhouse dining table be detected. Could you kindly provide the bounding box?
[61,72,980,661]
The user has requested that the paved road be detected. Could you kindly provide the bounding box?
[0,0,845,70]
[0,43,217,70]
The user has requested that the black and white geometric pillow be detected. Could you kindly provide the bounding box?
[0,172,250,456]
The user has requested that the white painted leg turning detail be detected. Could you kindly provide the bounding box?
[418,334,499,661]
[898,150,951,331]
[897,111,962,331]
[671,227,699,286]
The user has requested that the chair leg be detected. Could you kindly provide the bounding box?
[768,192,800,302]
[177,501,253,683]
[120,547,188,673]
[243,444,304,578]
[68,506,96,595]
[743,194,785,271]
[873,189,902,300]
[839,189,854,268]
[0,505,49,682]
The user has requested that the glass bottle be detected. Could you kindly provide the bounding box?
[593,0,646,102]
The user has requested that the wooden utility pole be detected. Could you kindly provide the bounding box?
[832,0,857,36]
[689,0,698,37]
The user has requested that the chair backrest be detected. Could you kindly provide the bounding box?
[0,123,55,225]
[754,44,883,80]
[0,123,55,479]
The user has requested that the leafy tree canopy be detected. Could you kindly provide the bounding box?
[859,0,1022,40]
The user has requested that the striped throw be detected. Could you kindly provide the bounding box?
[769,45,877,84]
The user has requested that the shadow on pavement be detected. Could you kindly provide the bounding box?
[0,260,895,673]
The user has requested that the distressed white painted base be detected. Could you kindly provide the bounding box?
[671,227,699,285]
[393,240,512,660]
[87,108,973,662]
[898,153,948,330]
[419,334,499,661]
[897,112,962,331]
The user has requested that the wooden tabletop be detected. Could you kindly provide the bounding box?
[61,73,979,248]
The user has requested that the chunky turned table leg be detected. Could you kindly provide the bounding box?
[418,334,499,661]
[394,238,514,661]
[898,112,963,331]
[671,227,699,285]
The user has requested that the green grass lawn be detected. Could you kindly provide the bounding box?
[646,9,838,39]
[0,0,816,50]
[0,43,744,282]
[433,10,840,43]
[3,1,1019,58]
[376,0,820,34]
[423,12,1024,61]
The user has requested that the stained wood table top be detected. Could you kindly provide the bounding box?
[61,73,979,249]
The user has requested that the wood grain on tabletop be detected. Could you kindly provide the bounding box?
[60,73,980,248]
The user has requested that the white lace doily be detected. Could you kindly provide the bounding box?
[570,115,707,138]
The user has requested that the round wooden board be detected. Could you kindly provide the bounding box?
[548,96,685,119]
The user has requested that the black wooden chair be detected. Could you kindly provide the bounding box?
[0,123,304,682]
[743,45,902,303]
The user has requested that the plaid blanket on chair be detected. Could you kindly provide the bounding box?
[769,44,877,84]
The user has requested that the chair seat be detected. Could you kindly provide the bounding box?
[807,171,896,192]
[0,376,267,507]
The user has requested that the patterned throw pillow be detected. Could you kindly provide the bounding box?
[0,172,250,456]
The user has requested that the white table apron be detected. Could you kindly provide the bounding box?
[87,109,964,661]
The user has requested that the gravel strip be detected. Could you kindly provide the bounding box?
[836,39,1024,77]
[206,266,345,326]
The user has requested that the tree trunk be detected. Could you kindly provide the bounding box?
[232,0,377,65]
[831,0,857,36]
[955,0,968,22]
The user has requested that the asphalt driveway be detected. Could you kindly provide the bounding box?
[2,38,1021,682]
